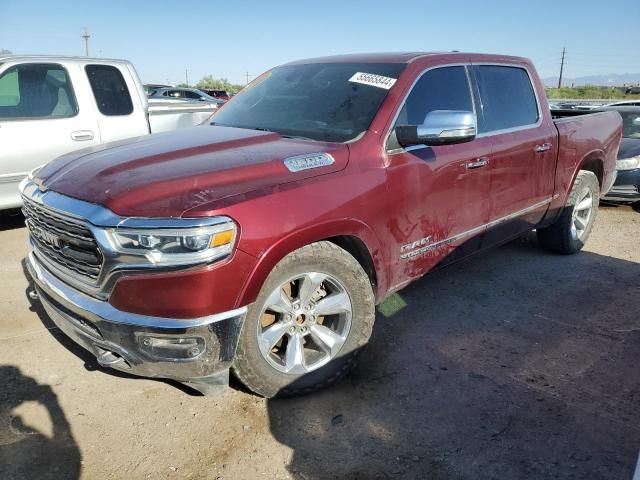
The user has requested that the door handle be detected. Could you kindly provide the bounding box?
[466,158,489,170]
[535,143,552,153]
[71,130,95,141]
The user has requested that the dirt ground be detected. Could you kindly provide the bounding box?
[0,204,639,480]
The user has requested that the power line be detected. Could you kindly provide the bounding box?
[558,47,566,88]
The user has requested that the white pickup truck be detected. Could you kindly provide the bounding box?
[0,55,218,209]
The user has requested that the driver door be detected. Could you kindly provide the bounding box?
[384,65,493,284]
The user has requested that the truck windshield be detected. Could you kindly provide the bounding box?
[210,62,406,142]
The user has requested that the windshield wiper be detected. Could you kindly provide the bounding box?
[210,123,316,141]
[281,134,316,141]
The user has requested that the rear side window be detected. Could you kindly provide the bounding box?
[394,66,474,126]
[184,90,202,99]
[0,63,78,119]
[85,64,133,116]
[474,65,539,133]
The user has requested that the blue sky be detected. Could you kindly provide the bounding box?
[1,0,638,86]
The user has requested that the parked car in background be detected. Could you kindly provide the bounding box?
[148,87,225,106]
[600,106,640,204]
[21,52,621,397]
[602,100,640,108]
[202,89,232,101]
[143,83,172,95]
[0,55,218,209]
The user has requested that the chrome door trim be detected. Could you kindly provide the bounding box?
[470,62,544,138]
[385,61,546,155]
[400,197,552,260]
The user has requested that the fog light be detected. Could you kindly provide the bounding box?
[138,335,205,360]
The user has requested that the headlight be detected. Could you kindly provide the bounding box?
[616,155,640,171]
[106,220,237,266]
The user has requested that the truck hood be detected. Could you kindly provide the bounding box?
[34,126,349,217]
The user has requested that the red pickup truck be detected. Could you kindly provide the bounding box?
[21,52,622,397]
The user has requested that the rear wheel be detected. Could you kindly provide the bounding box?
[537,170,599,254]
[232,241,375,397]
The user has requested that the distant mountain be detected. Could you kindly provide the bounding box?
[542,73,640,87]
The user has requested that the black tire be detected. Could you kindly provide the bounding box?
[232,241,375,398]
[537,170,599,254]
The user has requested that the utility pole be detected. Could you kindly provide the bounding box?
[246,71,250,85]
[185,69,189,87]
[81,27,90,57]
[557,47,566,89]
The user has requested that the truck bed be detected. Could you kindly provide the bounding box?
[550,110,622,211]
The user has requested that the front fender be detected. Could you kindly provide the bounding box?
[235,218,387,308]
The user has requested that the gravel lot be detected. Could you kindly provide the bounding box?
[1,204,639,480]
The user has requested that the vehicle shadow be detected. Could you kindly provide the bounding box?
[266,236,640,479]
[0,366,81,480]
[0,210,25,231]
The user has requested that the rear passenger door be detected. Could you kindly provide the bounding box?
[84,64,149,143]
[472,64,557,241]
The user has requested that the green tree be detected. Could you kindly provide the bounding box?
[195,75,243,93]
[545,85,633,100]
[0,49,13,55]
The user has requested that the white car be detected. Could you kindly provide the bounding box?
[0,55,218,209]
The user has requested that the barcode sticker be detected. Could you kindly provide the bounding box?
[349,72,397,90]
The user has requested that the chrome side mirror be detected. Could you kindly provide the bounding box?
[396,110,477,147]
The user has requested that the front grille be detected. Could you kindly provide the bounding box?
[22,197,103,281]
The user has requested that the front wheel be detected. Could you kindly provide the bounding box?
[537,170,600,254]
[232,241,375,397]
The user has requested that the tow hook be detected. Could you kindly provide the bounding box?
[28,290,39,300]
[95,347,131,370]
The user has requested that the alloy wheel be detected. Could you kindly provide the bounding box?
[571,187,594,241]
[256,272,352,374]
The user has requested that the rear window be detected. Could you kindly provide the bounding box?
[85,64,133,116]
[474,65,539,133]
[0,63,78,119]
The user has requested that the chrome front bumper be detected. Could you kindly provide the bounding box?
[27,253,246,395]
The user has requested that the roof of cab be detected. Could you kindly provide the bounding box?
[284,51,531,65]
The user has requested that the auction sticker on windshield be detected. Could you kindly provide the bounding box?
[349,72,397,90]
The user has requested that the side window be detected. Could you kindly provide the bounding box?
[85,64,133,116]
[394,66,473,126]
[0,63,78,119]
[475,65,539,133]
[184,90,202,100]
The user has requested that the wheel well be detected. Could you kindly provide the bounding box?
[580,158,604,189]
[327,235,377,290]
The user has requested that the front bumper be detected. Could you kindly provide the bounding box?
[602,168,640,203]
[27,253,247,395]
